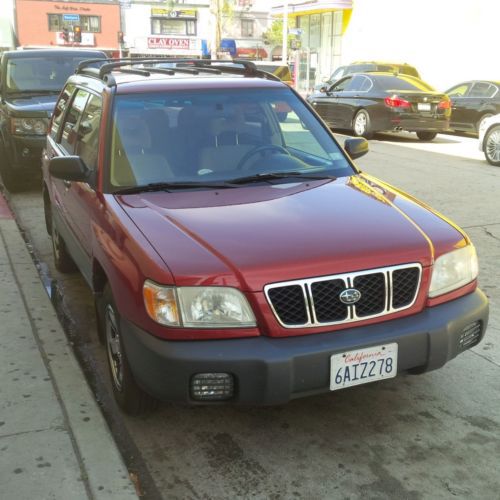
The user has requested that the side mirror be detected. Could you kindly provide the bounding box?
[344,138,369,160]
[320,86,328,93]
[49,156,89,182]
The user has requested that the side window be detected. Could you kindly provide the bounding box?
[331,77,352,93]
[347,75,371,92]
[60,89,89,153]
[75,93,102,172]
[50,83,75,140]
[469,82,495,98]
[447,84,470,97]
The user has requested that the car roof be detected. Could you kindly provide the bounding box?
[350,61,416,67]
[2,49,107,59]
[71,59,288,92]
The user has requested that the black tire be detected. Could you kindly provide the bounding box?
[483,125,500,167]
[416,131,437,141]
[98,284,158,415]
[0,162,22,193]
[477,113,494,135]
[51,217,77,273]
[352,110,373,139]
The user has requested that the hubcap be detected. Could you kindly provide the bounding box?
[486,130,500,163]
[355,113,367,135]
[105,304,123,391]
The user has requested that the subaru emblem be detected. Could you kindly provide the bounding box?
[339,288,362,305]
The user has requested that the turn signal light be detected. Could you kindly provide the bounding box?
[384,96,411,108]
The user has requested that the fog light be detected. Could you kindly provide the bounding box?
[459,321,482,350]
[190,373,234,401]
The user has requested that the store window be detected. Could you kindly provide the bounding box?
[241,19,254,37]
[151,18,196,36]
[48,14,101,33]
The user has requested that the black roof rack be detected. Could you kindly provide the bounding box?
[75,58,281,86]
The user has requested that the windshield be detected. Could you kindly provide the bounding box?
[5,56,101,93]
[109,88,353,190]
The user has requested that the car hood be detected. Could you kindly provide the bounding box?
[4,94,57,117]
[118,175,465,291]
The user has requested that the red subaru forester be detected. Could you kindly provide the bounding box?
[42,59,488,414]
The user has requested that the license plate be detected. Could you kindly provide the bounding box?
[418,102,431,111]
[330,343,398,391]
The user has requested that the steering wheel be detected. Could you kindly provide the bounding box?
[236,144,290,170]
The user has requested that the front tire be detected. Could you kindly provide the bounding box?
[51,218,77,273]
[416,131,437,141]
[484,125,500,166]
[353,110,373,139]
[99,284,158,415]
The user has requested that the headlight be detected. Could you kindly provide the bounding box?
[143,281,256,328]
[11,117,48,136]
[428,245,478,298]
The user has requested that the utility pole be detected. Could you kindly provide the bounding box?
[282,0,288,63]
[210,0,222,59]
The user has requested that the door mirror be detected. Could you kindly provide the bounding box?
[320,86,328,93]
[344,138,369,160]
[49,156,89,182]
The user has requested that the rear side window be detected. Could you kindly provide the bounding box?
[375,75,434,92]
[348,75,372,92]
[469,82,497,98]
[60,89,90,153]
[74,93,102,172]
[51,83,75,140]
[399,66,419,78]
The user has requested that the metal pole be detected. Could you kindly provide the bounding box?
[282,0,288,63]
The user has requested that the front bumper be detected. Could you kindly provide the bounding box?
[3,134,45,171]
[121,289,488,405]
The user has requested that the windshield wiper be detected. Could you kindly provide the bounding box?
[113,181,237,195]
[228,171,336,184]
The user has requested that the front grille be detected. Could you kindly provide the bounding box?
[265,264,421,328]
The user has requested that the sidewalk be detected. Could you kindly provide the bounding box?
[0,191,138,500]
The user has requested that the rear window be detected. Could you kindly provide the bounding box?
[5,55,104,93]
[375,75,434,92]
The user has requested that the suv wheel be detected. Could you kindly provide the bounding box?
[416,131,437,141]
[484,125,500,166]
[51,221,77,273]
[99,284,158,415]
[353,110,373,139]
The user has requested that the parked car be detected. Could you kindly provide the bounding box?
[308,72,451,140]
[42,58,487,414]
[478,113,500,166]
[445,80,500,134]
[316,61,421,91]
[0,48,106,192]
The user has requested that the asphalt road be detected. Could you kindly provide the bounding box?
[5,131,500,500]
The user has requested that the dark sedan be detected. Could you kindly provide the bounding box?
[446,80,500,134]
[307,73,451,141]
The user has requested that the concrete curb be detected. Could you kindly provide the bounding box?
[0,191,138,499]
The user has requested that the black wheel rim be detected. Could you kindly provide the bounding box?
[105,304,124,391]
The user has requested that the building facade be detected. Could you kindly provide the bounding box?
[271,0,353,92]
[122,0,271,59]
[14,0,121,54]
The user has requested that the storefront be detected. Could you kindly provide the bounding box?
[271,1,353,93]
[124,3,209,58]
[14,0,121,55]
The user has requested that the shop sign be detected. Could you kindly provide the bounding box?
[63,14,80,22]
[150,8,197,19]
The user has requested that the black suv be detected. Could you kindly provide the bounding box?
[0,49,106,191]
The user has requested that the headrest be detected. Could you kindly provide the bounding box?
[116,112,151,150]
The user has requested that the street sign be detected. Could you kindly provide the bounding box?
[63,14,80,22]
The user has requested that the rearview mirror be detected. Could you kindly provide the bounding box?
[49,156,89,182]
[344,138,369,160]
